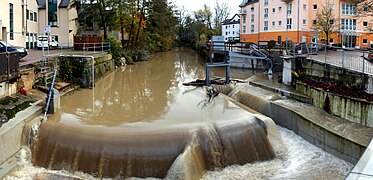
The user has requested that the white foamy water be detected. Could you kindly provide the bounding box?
[6,126,352,180]
[202,126,353,180]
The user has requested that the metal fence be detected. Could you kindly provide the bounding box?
[290,42,373,75]
[0,52,20,82]
[218,41,373,76]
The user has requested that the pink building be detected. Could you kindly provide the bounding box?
[239,0,373,48]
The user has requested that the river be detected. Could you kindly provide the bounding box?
[6,48,352,179]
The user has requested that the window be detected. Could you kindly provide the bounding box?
[363,39,368,44]
[264,0,268,6]
[251,14,254,23]
[251,25,254,33]
[264,8,268,18]
[313,4,317,10]
[341,18,356,30]
[287,18,292,29]
[48,0,58,26]
[278,21,282,26]
[226,32,228,35]
[251,7,254,13]
[34,12,37,22]
[342,4,356,15]
[243,25,246,33]
[330,38,334,43]
[264,21,268,31]
[313,20,317,24]
[287,3,292,15]
[272,8,275,13]
[330,20,334,25]
[30,11,33,21]
[329,4,334,10]
[233,25,234,28]
[278,7,282,12]
[243,16,246,23]
[303,4,307,10]
[9,3,13,40]
[225,26,228,29]
[303,19,306,25]
[26,9,29,19]
[364,7,369,12]
[363,21,368,26]
[272,21,275,26]
[233,31,235,34]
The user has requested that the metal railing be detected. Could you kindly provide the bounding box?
[220,41,373,76]
[293,42,373,75]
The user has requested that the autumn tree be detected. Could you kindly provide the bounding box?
[312,1,337,45]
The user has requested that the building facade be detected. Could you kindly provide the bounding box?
[0,0,78,48]
[239,0,373,48]
[37,0,78,47]
[0,0,39,47]
[222,14,240,42]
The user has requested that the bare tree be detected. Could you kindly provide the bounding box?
[214,0,231,35]
[312,1,337,45]
[347,0,373,32]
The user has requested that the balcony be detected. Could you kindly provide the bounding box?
[239,9,247,15]
[281,0,293,2]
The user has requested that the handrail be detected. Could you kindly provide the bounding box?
[43,68,57,121]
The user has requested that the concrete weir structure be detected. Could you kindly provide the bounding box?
[225,83,373,164]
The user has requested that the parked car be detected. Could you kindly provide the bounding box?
[37,36,58,49]
[0,41,28,58]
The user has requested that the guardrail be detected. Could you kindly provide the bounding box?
[210,41,373,76]
[41,42,111,56]
[289,42,373,76]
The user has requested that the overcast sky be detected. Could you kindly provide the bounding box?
[174,0,242,17]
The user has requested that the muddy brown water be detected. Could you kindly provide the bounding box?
[32,48,276,178]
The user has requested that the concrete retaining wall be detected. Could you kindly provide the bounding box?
[296,82,373,128]
[0,102,42,178]
[271,101,370,164]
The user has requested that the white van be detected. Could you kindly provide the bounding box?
[37,36,58,49]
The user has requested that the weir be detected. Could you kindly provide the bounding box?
[29,49,281,179]
[5,49,357,179]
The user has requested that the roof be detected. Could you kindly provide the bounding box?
[37,0,71,9]
[59,0,70,8]
[239,0,259,7]
[222,14,240,25]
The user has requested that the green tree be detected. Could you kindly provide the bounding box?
[145,0,178,51]
[80,0,117,40]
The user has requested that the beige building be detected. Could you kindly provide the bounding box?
[0,0,78,48]
[0,0,39,47]
[37,0,78,47]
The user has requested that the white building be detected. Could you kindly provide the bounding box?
[222,14,240,42]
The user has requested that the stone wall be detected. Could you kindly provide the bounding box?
[296,82,373,128]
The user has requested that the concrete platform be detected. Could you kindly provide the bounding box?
[0,100,43,178]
